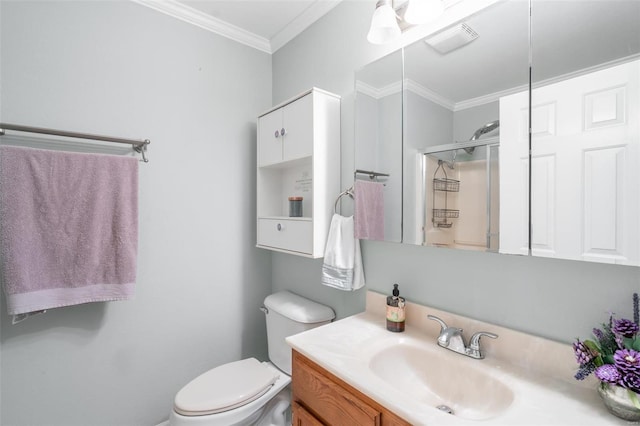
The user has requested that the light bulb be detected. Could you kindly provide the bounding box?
[367,1,401,45]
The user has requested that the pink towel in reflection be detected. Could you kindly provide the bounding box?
[0,145,138,316]
[354,180,384,240]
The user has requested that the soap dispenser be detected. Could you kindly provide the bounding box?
[386,283,405,332]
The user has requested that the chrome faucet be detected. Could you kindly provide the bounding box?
[427,315,498,359]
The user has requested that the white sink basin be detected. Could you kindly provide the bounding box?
[368,341,514,420]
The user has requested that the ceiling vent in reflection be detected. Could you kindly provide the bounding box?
[424,23,478,54]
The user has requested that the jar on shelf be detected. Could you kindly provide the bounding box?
[288,196,303,217]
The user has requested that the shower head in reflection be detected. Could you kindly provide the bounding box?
[470,120,500,141]
[463,119,500,154]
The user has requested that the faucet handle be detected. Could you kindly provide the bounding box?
[468,331,498,359]
[427,315,448,332]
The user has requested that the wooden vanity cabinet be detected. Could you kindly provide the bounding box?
[292,350,411,426]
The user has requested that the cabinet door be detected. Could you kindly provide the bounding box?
[283,93,313,162]
[292,402,324,426]
[258,108,284,166]
[293,352,381,425]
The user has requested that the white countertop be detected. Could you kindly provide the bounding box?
[286,291,627,425]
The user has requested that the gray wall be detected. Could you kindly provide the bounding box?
[272,1,639,341]
[403,90,454,244]
[377,93,402,242]
[0,2,272,425]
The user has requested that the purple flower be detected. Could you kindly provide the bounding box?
[613,318,639,338]
[575,362,596,381]
[614,349,640,375]
[595,364,622,383]
[619,373,640,393]
[573,339,595,365]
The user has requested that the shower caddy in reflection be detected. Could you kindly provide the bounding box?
[432,160,459,228]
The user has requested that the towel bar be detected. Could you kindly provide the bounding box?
[0,122,150,163]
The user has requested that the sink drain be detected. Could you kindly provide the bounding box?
[436,405,454,415]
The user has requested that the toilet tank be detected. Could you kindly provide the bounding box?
[263,291,335,375]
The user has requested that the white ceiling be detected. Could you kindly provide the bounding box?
[358,0,640,109]
[133,0,343,53]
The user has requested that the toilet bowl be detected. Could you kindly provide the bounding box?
[168,291,335,426]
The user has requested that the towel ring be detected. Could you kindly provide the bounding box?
[334,188,354,213]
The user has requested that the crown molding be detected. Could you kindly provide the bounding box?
[356,78,456,111]
[404,79,456,110]
[131,0,272,53]
[355,80,403,99]
[132,0,343,54]
[453,85,521,111]
[355,81,381,99]
[271,1,342,53]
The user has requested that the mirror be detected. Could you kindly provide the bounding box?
[402,1,529,251]
[528,0,640,265]
[354,49,404,243]
[355,0,640,266]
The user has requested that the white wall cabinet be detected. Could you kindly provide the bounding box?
[256,88,340,258]
[258,93,314,166]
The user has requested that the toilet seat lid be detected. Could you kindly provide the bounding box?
[174,358,278,416]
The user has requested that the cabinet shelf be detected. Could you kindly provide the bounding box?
[258,155,311,170]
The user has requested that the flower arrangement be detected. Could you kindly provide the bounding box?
[573,293,640,410]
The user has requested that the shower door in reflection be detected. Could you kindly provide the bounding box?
[422,141,500,252]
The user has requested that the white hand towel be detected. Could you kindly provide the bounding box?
[321,214,365,291]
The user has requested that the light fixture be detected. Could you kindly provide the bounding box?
[404,0,445,25]
[367,0,401,45]
[367,0,445,45]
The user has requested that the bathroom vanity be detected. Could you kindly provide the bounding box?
[287,291,628,425]
[292,350,409,425]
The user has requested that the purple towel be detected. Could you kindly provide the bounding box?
[354,180,384,240]
[0,145,138,316]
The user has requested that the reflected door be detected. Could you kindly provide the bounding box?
[531,61,640,264]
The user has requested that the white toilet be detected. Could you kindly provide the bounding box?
[168,291,335,426]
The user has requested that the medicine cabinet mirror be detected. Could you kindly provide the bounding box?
[354,0,640,266]
[528,0,640,265]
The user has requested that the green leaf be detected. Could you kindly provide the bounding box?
[604,354,615,364]
[585,339,599,350]
[628,389,640,410]
[584,339,603,356]
[632,337,640,351]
